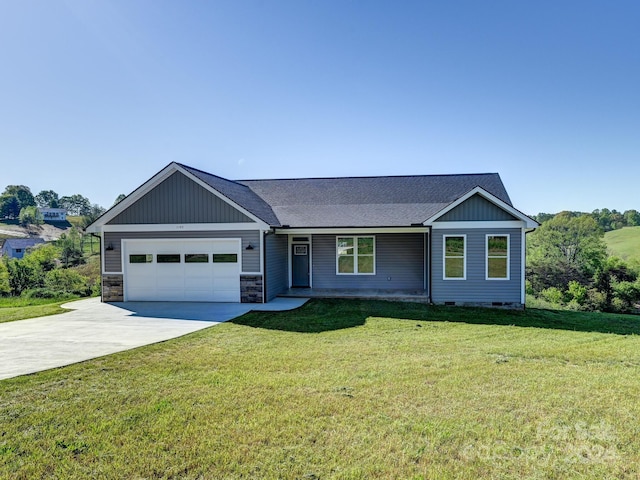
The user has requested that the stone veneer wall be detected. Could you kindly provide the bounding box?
[240,275,263,303]
[102,275,124,302]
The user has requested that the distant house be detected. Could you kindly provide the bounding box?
[39,208,67,222]
[87,162,539,307]
[0,238,45,259]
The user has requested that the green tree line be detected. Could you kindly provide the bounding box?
[527,211,640,313]
[0,184,106,225]
[534,208,640,232]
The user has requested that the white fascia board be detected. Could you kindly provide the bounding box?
[423,186,539,229]
[431,221,526,230]
[102,223,268,233]
[275,227,429,235]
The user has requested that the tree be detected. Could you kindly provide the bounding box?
[113,193,127,206]
[57,228,84,267]
[19,206,43,227]
[593,257,638,312]
[527,212,608,292]
[59,194,91,216]
[80,204,106,229]
[3,185,36,210]
[35,190,60,208]
[624,210,640,227]
[0,259,10,296]
[0,194,20,219]
[5,257,43,295]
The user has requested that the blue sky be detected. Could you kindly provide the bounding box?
[1,1,638,215]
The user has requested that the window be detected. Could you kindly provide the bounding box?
[294,245,307,255]
[185,253,209,263]
[213,253,238,263]
[16,249,22,253]
[129,254,153,263]
[336,236,375,275]
[443,235,466,279]
[157,254,181,263]
[487,235,509,280]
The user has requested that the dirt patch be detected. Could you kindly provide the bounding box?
[0,223,71,241]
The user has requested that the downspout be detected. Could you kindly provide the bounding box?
[262,231,268,303]
[522,227,537,309]
[428,226,433,304]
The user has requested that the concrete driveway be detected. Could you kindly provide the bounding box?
[0,297,307,380]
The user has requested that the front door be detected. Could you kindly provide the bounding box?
[291,244,310,287]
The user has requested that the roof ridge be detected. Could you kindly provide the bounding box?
[237,172,499,182]
[176,162,249,188]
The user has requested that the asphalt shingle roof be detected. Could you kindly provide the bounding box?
[3,238,44,249]
[179,164,281,226]
[181,163,512,228]
[238,174,511,227]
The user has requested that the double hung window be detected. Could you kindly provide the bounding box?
[443,235,466,279]
[486,235,509,280]
[336,236,375,275]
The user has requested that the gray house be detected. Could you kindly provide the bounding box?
[1,238,45,259]
[86,162,538,306]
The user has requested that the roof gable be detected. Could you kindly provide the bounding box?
[107,171,254,225]
[86,163,272,232]
[424,187,538,228]
[436,193,518,222]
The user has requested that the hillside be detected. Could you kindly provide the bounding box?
[605,226,640,262]
[0,221,72,242]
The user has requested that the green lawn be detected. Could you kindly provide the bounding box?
[2,299,640,479]
[605,226,640,262]
[0,297,78,323]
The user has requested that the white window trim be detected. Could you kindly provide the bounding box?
[443,234,466,280]
[336,236,376,275]
[486,234,510,280]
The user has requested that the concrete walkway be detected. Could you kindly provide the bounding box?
[0,297,308,380]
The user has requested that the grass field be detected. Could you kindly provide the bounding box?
[0,297,78,323]
[605,226,640,262]
[2,299,640,479]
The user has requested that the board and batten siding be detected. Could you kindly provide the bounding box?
[103,230,261,273]
[431,228,522,304]
[264,233,288,301]
[108,171,254,225]
[437,194,517,222]
[311,233,425,290]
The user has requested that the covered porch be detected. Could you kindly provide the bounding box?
[279,288,430,303]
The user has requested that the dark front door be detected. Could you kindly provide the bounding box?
[291,244,310,287]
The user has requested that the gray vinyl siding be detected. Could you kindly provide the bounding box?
[103,230,260,273]
[108,171,254,225]
[312,233,425,290]
[438,194,517,222]
[431,228,522,304]
[265,233,288,301]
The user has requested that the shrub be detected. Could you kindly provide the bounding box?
[44,269,89,295]
[584,289,607,312]
[21,288,75,300]
[566,280,587,305]
[540,287,565,306]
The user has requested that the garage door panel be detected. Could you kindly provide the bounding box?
[123,239,242,303]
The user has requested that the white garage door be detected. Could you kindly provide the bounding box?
[123,239,241,302]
